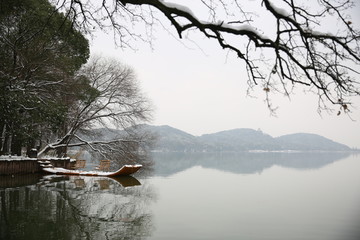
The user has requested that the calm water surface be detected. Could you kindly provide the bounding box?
[1,152,359,240]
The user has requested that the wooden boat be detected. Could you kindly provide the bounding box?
[41,164,142,177]
[40,175,141,188]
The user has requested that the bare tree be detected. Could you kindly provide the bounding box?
[39,56,153,164]
[54,0,360,113]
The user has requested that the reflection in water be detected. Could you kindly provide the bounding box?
[0,174,43,188]
[1,153,359,240]
[152,151,352,176]
[0,174,155,240]
[149,154,360,240]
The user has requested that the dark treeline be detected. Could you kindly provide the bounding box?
[0,0,152,166]
[0,0,89,156]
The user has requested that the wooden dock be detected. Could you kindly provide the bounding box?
[0,156,73,175]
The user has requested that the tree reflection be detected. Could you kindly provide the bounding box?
[0,175,155,240]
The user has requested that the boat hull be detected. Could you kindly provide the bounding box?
[42,164,142,177]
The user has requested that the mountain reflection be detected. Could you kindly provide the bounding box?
[0,175,155,240]
[152,151,352,176]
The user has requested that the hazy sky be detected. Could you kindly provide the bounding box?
[90,0,360,148]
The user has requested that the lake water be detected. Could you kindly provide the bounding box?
[1,152,359,240]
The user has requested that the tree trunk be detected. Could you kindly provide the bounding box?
[0,124,6,154]
[55,146,68,157]
[12,134,22,156]
[6,132,12,155]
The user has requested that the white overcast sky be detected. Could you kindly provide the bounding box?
[90,0,360,148]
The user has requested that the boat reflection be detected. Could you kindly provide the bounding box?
[38,174,141,190]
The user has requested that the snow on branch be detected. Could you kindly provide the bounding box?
[58,0,360,112]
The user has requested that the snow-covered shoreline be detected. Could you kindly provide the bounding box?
[0,155,75,162]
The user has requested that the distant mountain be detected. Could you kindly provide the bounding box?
[146,125,202,152]
[275,133,350,151]
[92,125,351,152]
[139,125,351,152]
[199,128,277,151]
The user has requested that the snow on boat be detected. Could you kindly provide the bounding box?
[41,164,142,177]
